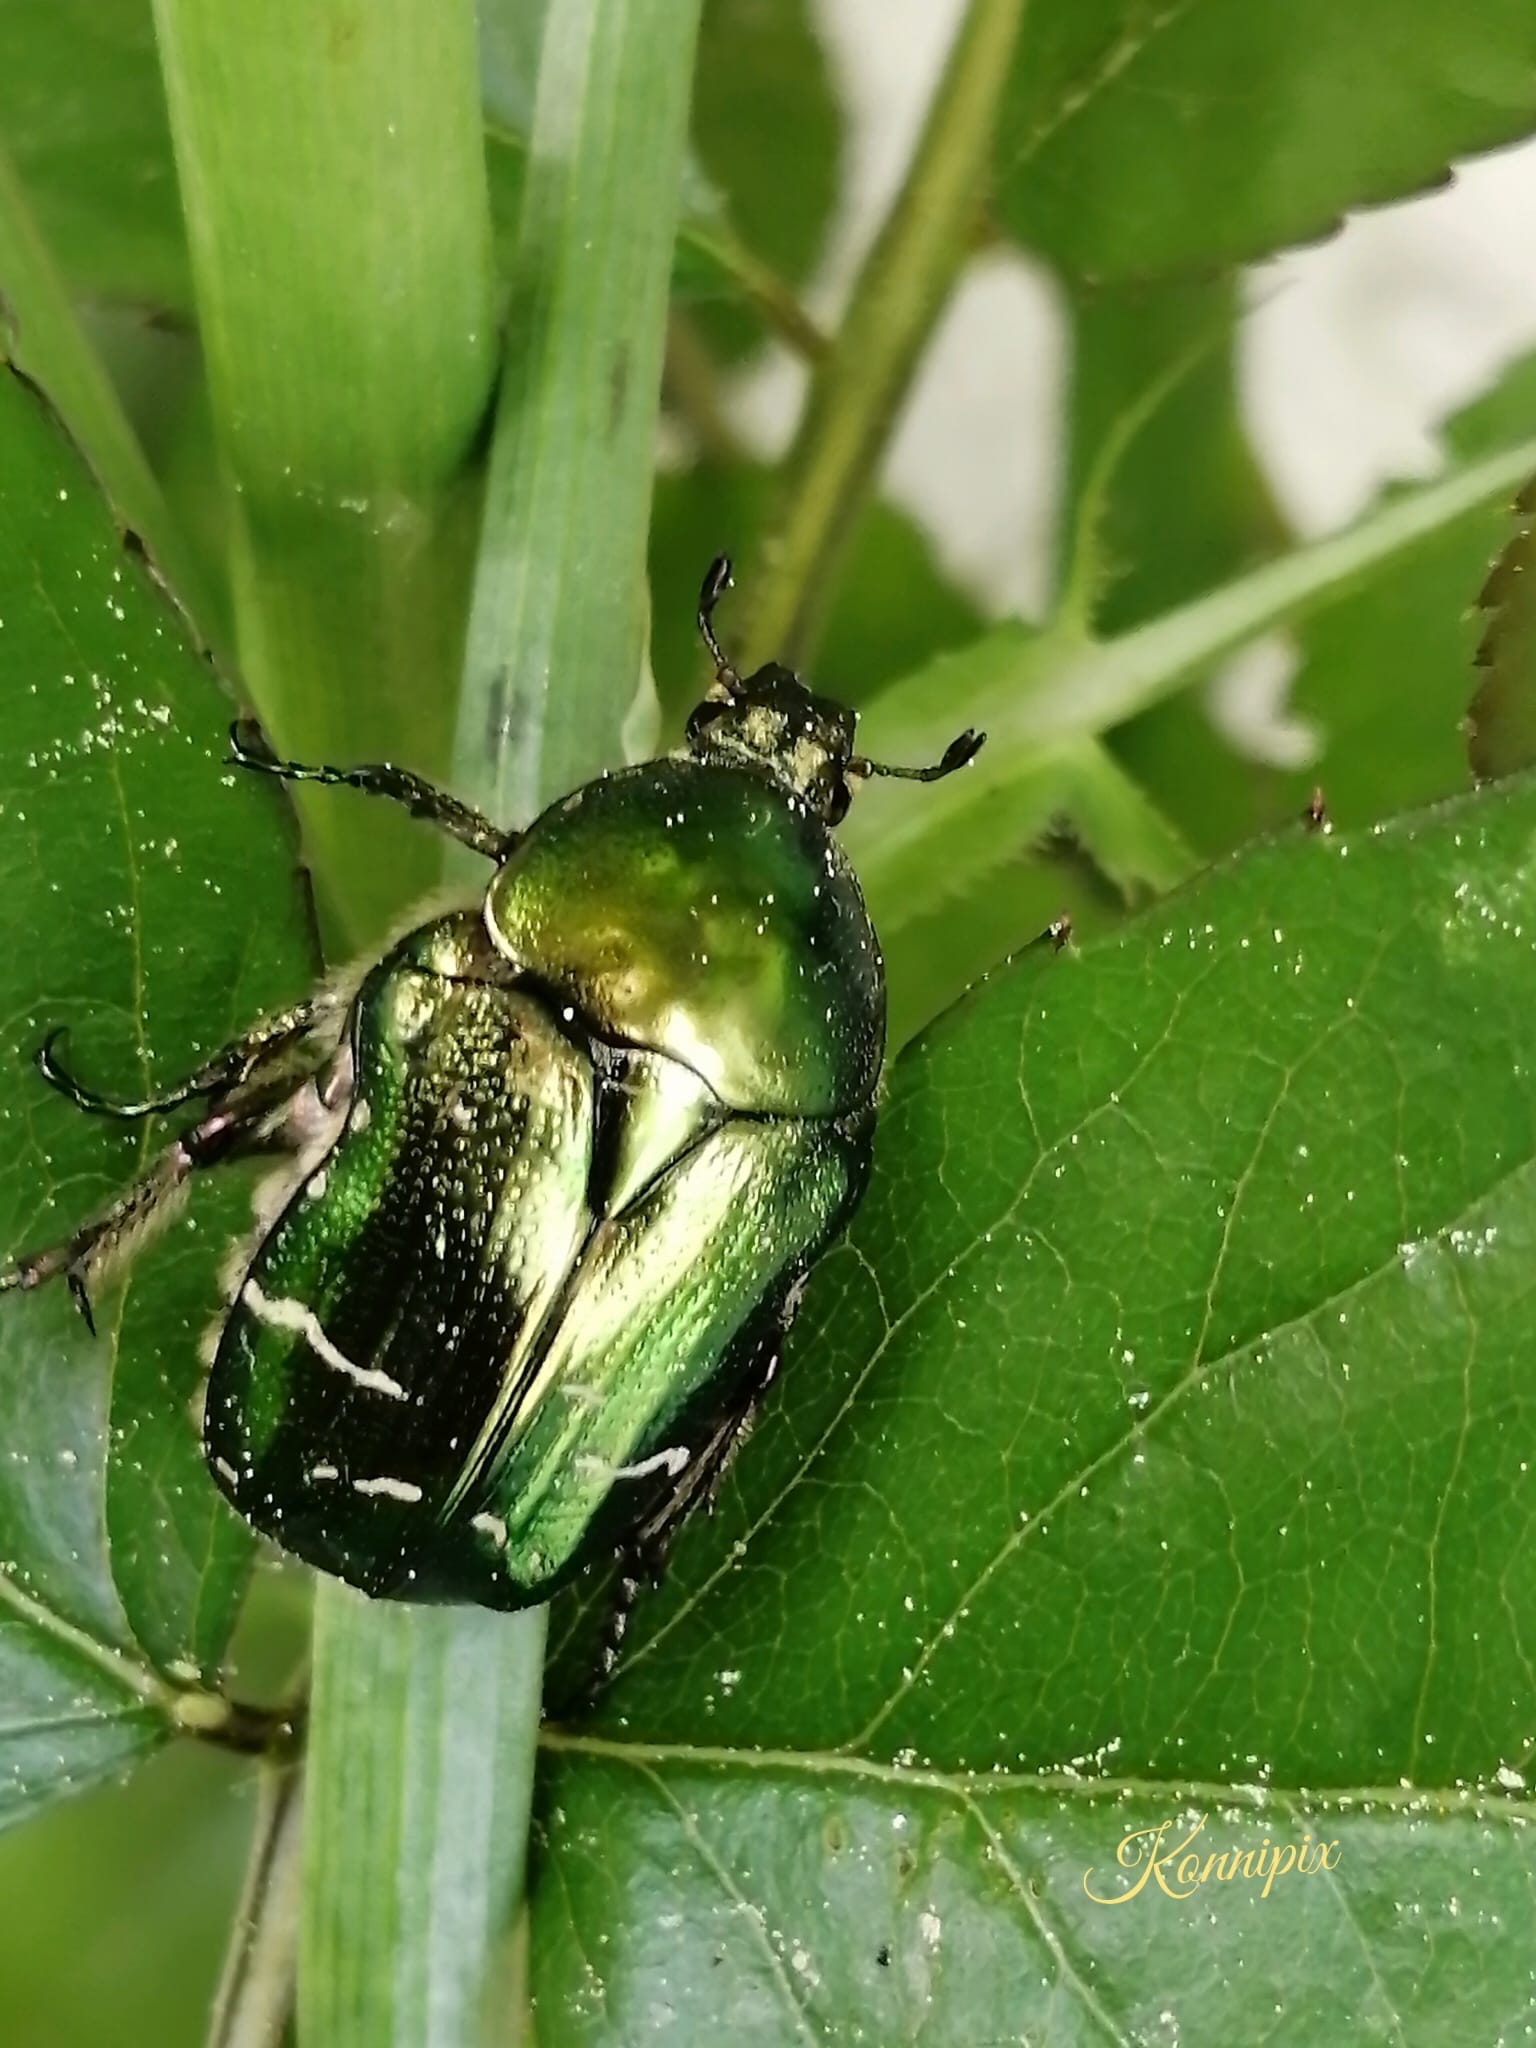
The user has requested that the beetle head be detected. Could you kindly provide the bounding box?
[687,660,860,823]
[685,555,984,827]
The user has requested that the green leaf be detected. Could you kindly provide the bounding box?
[0,0,186,309]
[0,1742,259,2044]
[540,771,1536,2042]
[302,1594,543,2048]
[0,359,313,1813]
[1063,277,1284,638]
[0,142,218,647]
[1064,276,1294,857]
[997,0,1536,281]
[460,0,707,820]
[483,6,834,369]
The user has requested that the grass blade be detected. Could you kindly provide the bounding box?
[151,0,498,943]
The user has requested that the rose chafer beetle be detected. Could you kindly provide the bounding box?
[1,560,982,1625]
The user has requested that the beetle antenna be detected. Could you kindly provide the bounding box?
[849,728,986,785]
[697,555,743,696]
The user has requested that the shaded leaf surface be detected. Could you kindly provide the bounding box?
[997,0,1536,282]
[539,773,1536,2040]
[0,361,314,1818]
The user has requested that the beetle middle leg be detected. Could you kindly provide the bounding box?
[229,720,517,861]
[0,1069,314,1335]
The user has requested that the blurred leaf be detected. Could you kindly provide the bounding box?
[997,0,1536,282]
[0,0,186,309]
[855,726,1193,1043]
[648,461,983,731]
[0,1742,256,2046]
[832,425,1536,1031]
[686,0,841,361]
[0,359,314,1791]
[540,771,1536,2044]
[0,142,218,648]
[740,0,1025,672]
[1275,354,1536,827]
[1468,476,1536,782]
[1064,277,1284,637]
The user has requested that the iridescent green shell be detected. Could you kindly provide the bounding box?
[204,758,881,1607]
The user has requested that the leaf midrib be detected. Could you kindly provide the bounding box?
[539,1726,1536,1822]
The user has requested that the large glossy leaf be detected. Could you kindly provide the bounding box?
[538,772,1536,2041]
[997,0,1536,282]
[0,359,314,1822]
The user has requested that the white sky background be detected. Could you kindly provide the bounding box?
[729,0,1536,641]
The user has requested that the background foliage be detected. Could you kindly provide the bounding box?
[2,1,1536,2043]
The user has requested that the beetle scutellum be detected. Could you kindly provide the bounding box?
[0,560,982,1635]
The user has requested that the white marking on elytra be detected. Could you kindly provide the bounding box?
[576,1444,691,1484]
[351,1475,423,1502]
[213,1455,240,1489]
[471,1511,508,1547]
[309,1462,340,1483]
[243,1278,407,1401]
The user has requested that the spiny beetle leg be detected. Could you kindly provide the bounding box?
[228,719,517,861]
[0,1075,307,1325]
[37,994,339,1122]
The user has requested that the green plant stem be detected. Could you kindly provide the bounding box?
[208,1760,305,2048]
[845,434,1536,909]
[0,143,221,646]
[151,0,498,946]
[300,1593,546,2048]
[741,0,1026,671]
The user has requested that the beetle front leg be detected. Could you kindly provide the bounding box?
[229,721,517,861]
[37,993,342,1122]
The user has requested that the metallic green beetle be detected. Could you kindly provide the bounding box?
[1,560,982,1622]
